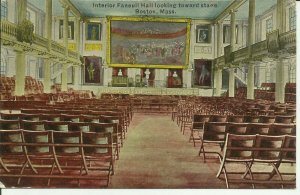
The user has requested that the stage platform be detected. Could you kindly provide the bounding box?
[92,86,214,96]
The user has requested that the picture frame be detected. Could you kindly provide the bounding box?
[196,25,210,43]
[59,20,74,40]
[84,56,102,84]
[193,59,212,87]
[107,16,191,69]
[86,22,101,41]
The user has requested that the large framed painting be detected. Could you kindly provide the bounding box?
[86,22,101,41]
[84,56,102,84]
[107,16,191,69]
[194,59,212,87]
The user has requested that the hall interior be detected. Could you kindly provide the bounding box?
[0,0,297,189]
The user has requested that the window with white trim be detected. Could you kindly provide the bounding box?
[289,6,296,31]
[1,0,8,20]
[266,18,273,34]
[0,56,7,75]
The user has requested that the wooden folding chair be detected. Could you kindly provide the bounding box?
[217,133,256,188]
[21,130,62,186]
[275,115,294,124]
[246,123,270,135]
[0,119,20,130]
[90,122,120,160]
[252,135,286,188]
[20,120,46,131]
[268,123,296,136]
[68,122,91,132]
[198,122,228,162]
[82,132,114,186]
[0,130,31,185]
[52,131,88,186]
[226,122,248,135]
[45,121,69,132]
[279,135,296,185]
[189,114,210,147]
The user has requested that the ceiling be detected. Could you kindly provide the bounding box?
[27,0,278,20]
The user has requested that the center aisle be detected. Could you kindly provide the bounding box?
[109,113,225,188]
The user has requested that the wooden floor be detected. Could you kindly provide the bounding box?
[109,113,225,188]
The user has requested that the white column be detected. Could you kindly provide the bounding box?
[17,0,27,24]
[215,67,222,96]
[73,16,81,89]
[61,6,69,91]
[248,0,255,48]
[230,10,236,51]
[247,61,255,99]
[276,0,287,34]
[228,10,236,97]
[43,58,51,93]
[73,66,80,89]
[15,51,26,96]
[247,0,255,99]
[275,57,285,103]
[61,64,68,91]
[75,17,81,54]
[63,6,69,56]
[215,20,223,96]
[217,21,223,57]
[14,0,27,96]
[185,70,192,88]
[43,0,52,93]
[45,0,52,50]
[228,68,235,97]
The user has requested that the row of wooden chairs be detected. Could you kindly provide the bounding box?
[217,133,295,188]
[0,129,114,187]
[0,119,121,160]
[198,122,296,161]
[0,76,44,99]
[186,113,295,138]
[15,107,130,132]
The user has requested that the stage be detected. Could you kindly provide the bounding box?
[81,86,215,96]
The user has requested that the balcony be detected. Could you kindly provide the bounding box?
[0,20,79,63]
[216,30,296,66]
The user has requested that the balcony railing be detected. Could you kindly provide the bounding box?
[51,41,66,55]
[279,30,296,48]
[251,40,268,57]
[0,20,17,37]
[1,20,79,61]
[69,50,78,59]
[34,34,48,48]
[233,47,248,61]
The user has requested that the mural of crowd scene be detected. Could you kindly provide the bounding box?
[110,18,190,67]
[84,56,101,84]
[194,59,212,87]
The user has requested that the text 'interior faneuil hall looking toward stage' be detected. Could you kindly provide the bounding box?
[0,0,297,189]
